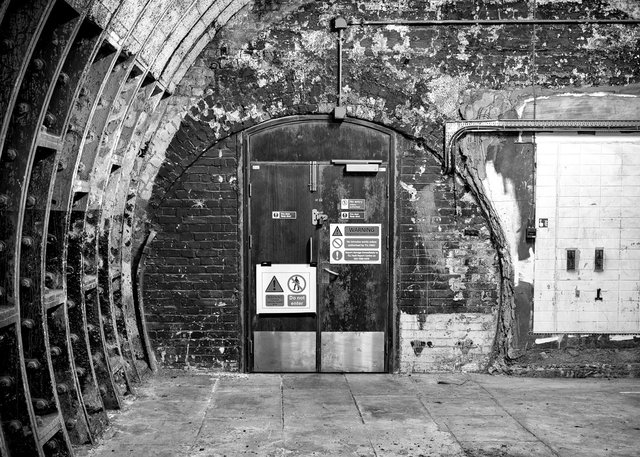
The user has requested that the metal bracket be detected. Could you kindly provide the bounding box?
[444,119,640,174]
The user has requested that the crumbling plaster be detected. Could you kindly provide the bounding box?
[134,0,640,370]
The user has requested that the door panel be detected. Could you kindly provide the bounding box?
[321,332,385,372]
[254,331,316,372]
[250,163,316,336]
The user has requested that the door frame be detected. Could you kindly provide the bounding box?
[241,115,397,373]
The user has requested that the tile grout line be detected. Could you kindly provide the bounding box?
[344,374,378,457]
[187,377,220,454]
[280,375,285,432]
[472,378,562,457]
[410,376,466,454]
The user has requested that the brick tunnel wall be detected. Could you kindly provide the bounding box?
[138,0,640,372]
[0,1,639,454]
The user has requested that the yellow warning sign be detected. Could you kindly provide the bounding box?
[265,276,284,293]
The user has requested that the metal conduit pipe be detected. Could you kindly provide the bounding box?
[349,19,640,27]
[443,119,640,174]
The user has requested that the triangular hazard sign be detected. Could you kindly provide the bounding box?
[332,226,343,237]
[265,276,283,293]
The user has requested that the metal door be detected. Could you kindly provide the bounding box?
[246,117,392,372]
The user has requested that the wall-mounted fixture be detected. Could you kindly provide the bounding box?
[595,248,604,272]
[566,249,576,271]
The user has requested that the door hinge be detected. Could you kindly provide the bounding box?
[249,339,253,356]
[249,234,252,249]
[386,235,389,250]
[248,183,252,197]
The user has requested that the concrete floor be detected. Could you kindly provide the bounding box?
[77,371,640,457]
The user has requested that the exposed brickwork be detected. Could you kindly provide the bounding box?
[144,136,241,369]
[137,0,640,372]
[397,139,499,317]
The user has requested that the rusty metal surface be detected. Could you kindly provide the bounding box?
[320,331,385,372]
[0,323,41,456]
[253,331,316,372]
[0,0,54,156]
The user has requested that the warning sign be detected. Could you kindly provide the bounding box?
[265,276,284,293]
[340,211,365,220]
[265,295,284,307]
[256,264,316,314]
[340,199,366,211]
[272,211,297,219]
[287,275,306,293]
[330,223,382,265]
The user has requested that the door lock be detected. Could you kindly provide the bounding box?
[312,209,328,226]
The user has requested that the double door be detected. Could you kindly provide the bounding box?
[246,119,393,372]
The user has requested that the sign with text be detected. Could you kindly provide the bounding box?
[340,199,366,211]
[256,264,316,314]
[330,224,381,264]
[272,211,297,219]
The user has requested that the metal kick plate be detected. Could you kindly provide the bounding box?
[254,331,316,372]
[321,332,385,372]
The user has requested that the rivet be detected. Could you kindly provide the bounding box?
[99,385,107,396]
[21,318,35,330]
[0,241,6,252]
[58,72,69,85]
[45,271,55,288]
[46,234,57,244]
[21,236,34,247]
[4,148,17,161]
[16,102,30,116]
[75,366,86,377]
[1,39,15,53]
[0,376,14,388]
[56,382,69,394]
[50,346,62,357]
[20,278,33,288]
[57,159,66,171]
[44,112,56,127]
[0,194,9,208]
[80,87,88,97]
[43,438,59,452]
[33,398,49,411]
[32,59,45,71]
[25,195,36,208]
[65,418,77,430]
[66,299,76,309]
[69,333,79,344]
[87,324,96,334]
[7,420,22,433]
[26,359,41,370]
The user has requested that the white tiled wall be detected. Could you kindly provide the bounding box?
[533,135,640,334]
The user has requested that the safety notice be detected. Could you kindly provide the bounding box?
[330,223,382,265]
[256,264,316,314]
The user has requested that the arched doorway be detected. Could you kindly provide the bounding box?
[244,116,395,372]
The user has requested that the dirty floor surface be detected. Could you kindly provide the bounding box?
[76,371,640,456]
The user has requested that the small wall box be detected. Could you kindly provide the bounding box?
[256,264,317,314]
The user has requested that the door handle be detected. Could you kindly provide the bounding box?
[312,209,328,226]
[323,267,339,276]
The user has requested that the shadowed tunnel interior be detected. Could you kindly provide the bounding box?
[1,1,640,455]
